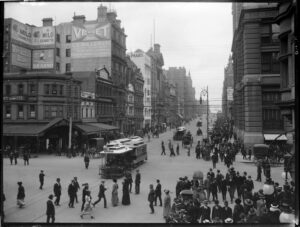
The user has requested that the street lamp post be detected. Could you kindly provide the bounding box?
[200,86,209,140]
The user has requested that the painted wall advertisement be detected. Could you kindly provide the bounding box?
[32,49,54,69]
[11,44,31,69]
[72,41,111,58]
[11,19,55,47]
[72,23,110,42]
[227,87,234,101]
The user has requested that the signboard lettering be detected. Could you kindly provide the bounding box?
[11,44,31,68]
[32,49,54,69]
[72,23,110,41]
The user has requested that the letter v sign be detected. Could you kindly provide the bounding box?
[73,26,87,40]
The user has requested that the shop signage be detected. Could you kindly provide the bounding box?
[11,44,31,69]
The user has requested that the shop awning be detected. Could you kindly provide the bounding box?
[264,134,287,141]
[75,124,101,135]
[88,123,119,131]
[3,124,47,137]
[177,114,183,119]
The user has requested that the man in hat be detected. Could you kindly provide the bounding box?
[245,176,254,193]
[235,172,243,199]
[84,153,90,169]
[161,141,166,155]
[215,170,223,193]
[256,160,262,182]
[73,177,80,203]
[210,178,218,202]
[204,175,212,201]
[200,200,211,222]
[135,169,141,194]
[221,200,232,222]
[207,168,215,180]
[46,194,55,223]
[154,179,162,206]
[39,170,45,190]
[53,178,62,206]
[81,183,89,212]
[220,176,228,202]
[212,200,222,222]
[93,180,107,208]
[127,171,133,193]
[68,179,76,208]
[233,198,244,223]
[175,178,183,198]
[148,184,155,214]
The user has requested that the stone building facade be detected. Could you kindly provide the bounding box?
[222,55,234,119]
[232,3,283,147]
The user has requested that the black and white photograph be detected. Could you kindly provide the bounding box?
[2,1,298,225]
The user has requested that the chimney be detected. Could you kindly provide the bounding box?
[42,18,53,27]
[154,43,160,53]
[116,19,121,27]
[107,12,117,23]
[97,5,107,21]
[72,15,85,26]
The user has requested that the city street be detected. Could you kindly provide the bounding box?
[3,118,286,223]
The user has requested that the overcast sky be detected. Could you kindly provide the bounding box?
[5,2,233,113]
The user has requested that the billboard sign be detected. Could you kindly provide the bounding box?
[72,41,111,58]
[11,19,55,47]
[227,87,233,101]
[11,44,31,69]
[32,49,54,69]
[72,23,110,42]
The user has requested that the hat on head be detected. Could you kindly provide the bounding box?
[82,183,89,187]
[41,170,44,172]
[179,177,183,180]
[244,199,253,206]
[57,178,60,181]
[270,202,279,209]
[17,181,22,185]
[248,207,256,216]
[184,176,188,179]
[48,194,54,199]
[164,189,170,193]
[244,171,247,175]
[74,176,77,179]
[235,198,241,204]
[224,218,233,223]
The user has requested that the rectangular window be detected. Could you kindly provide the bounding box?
[66,63,71,72]
[56,48,60,57]
[44,84,50,95]
[66,48,71,57]
[66,35,71,43]
[52,84,57,95]
[5,84,11,96]
[18,105,24,118]
[18,84,24,95]
[29,84,36,95]
[56,62,60,71]
[29,105,36,118]
[5,105,11,118]
[56,34,60,43]
[281,59,289,88]
[59,85,64,95]
[261,52,280,74]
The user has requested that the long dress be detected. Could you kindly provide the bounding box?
[122,179,130,205]
[81,195,93,218]
[17,185,25,207]
[111,183,119,206]
[163,194,171,218]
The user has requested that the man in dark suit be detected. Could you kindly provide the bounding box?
[135,169,141,194]
[221,200,232,222]
[235,171,244,199]
[154,179,162,206]
[200,200,211,222]
[93,181,107,208]
[53,178,61,206]
[46,194,55,223]
[68,180,76,208]
[212,200,222,222]
[39,170,45,190]
[73,177,80,203]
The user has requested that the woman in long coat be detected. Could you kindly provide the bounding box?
[122,178,130,205]
[163,190,171,219]
[17,181,25,208]
[111,179,119,206]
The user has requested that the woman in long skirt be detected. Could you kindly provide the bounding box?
[122,178,130,205]
[111,179,119,206]
[17,181,25,208]
[163,190,171,219]
[80,191,94,219]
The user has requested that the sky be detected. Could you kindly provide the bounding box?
[5,2,233,113]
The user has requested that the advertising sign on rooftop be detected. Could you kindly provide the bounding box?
[11,44,31,69]
[32,49,54,69]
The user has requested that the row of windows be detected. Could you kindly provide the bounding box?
[56,62,71,72]
[263,109,282,121]
[56,34,71,43]
[44,84,64,96]
[82,107,94,119]
[5,104,36,119]
[96,103,113,116]
[56,48,71,57]
[96,84,112,97]
[262,92,280,103]
[5,84,37,96]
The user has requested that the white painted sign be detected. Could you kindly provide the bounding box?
[71,41,111,58]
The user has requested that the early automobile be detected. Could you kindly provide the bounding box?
[173,127,186,141]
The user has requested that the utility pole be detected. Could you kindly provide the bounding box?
[200,86,209,140]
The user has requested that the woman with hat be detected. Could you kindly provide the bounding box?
[233,198,244,223]
[80,190,94,219]
[111,179,119,207]
[246,207,258,223]
[244,198,254,215]
[163,190,171,219]
[256,189,267,217]
[17,181,25,208]
[266,202,281,223]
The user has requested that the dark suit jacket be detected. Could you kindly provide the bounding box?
[98,184,106,197]
[53,183,61,196]
[135,173,141,184]
[46,199,55,215]
[200,206,211,221]
[222,206,232,221]
[155,183,161,195]
[212,205,222,220]
[68,183,76,196]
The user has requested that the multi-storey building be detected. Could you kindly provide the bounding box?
[222,55,234,119]
[184,72,196,121]
[231,3,284,147]
[2,72,101,153]
[274,0,297,145]
[129,49,152,128]
[147,44,164,126]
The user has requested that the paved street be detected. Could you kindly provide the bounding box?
[3,118,286,223]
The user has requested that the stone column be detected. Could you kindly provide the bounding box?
[243,75,263,148]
